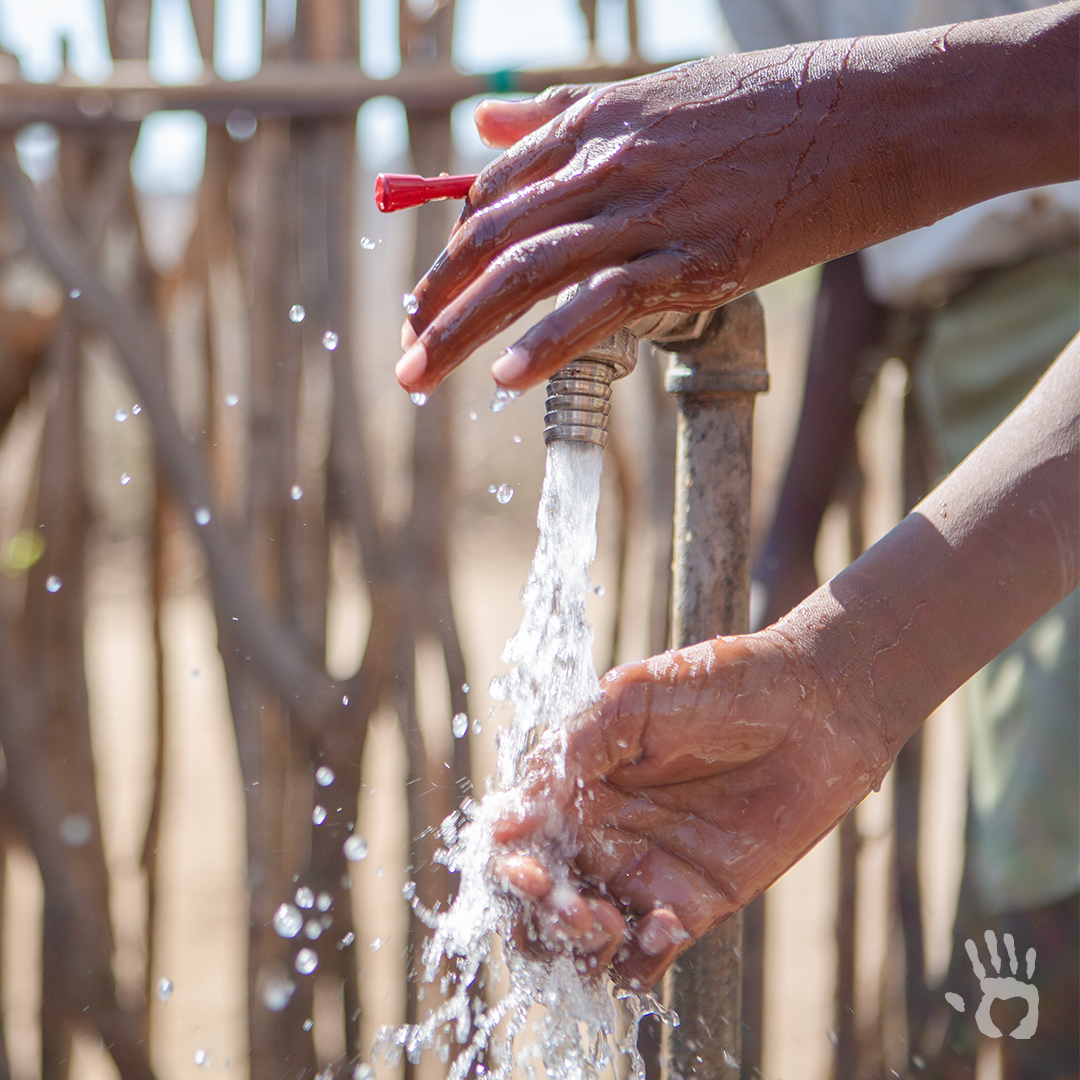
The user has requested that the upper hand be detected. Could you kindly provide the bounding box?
[396,43,867,396]
[490,629,888,988]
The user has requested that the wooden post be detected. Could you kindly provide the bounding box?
[661,294,768,1079]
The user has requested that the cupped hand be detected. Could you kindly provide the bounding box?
[396,42,871,395]
[490,630,888,988]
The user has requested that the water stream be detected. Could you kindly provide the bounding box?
[376,440,669,1078]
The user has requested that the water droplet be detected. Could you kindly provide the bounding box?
[115,409,128,423]
[469,411,478,421]
[341,694,349,706]
[194,1049,210,1067]
[295,948,319,975]
[131,404,141,415]
[225,394,239,407]
[289,304,306,323]
[261,973,296,1011]
[225,107,257,141]
[593,584,605,596]
[194,507,211,526]
[360,236,376,250]
[290,484,303,501]
[45,575,62,593]
[354,1065,375,1080]
[402,881,416,900]
[68,288,81,299]
[316,891,332,912]
[370,937,382,951]
[302,1018,313,1031]
[410,391,428,406]
[339,931,355,948]
[120,473,131,486]
[315,765,334,787]
[461,683,470,694]
[156,977,173,1002]
[471,718,482,734]
[827,1030,839,1046]
[513,435,522,443]
[343,835,368,861]
[402,293,419,315]
[295,886,315,909]
[312,805,327,825]
[452,712,468,738]
[495,484,513,504]
[487,484,497,494]
[912,1055,926,1070]
[322,331,339,351]
[490,386,521,413]
[304,919,323,940]
[273,903,303,938]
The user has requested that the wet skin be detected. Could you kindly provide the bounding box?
[396,3,1078,396]
[387,6,1080,988]
[493,336,1079,988]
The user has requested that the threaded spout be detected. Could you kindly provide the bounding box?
[543,359,617,448]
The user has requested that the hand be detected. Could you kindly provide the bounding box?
[491,630,889,988]
[396,43,875,396]
[395,7,1076,398]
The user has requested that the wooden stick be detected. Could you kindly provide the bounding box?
[0,57,671,130]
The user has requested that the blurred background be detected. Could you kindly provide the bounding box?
[0,2,972,1079]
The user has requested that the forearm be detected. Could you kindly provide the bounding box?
[781,336,1080,761]
[746,4,1080,288]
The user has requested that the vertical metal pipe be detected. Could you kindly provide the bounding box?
[661,293,769,1079]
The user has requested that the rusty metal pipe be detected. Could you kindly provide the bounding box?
[660,293,769,1080]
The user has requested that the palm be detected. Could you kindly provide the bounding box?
[494,632,884,986]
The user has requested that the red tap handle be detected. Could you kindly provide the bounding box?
[375,173,478,212]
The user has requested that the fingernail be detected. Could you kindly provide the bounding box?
[396,342,428,387]
[401,320,417,350]
[491,346,529,384]
[638,915,688,956]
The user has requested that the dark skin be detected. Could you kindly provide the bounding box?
[391,5,1080,989]
[495,338,1079,988]
[397,5,1078,395]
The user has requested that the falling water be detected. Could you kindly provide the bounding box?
[376,440,669,1079]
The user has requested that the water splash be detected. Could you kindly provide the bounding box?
[491,386,521,414]
[295,948,319,975]
[377,440,670,1078]
[344,835,368,862]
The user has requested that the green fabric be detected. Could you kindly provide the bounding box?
[914,246,1080,915]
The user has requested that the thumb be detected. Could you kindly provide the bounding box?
[474,83,599,148]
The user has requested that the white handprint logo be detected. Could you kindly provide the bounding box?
[945,931,1039,1039]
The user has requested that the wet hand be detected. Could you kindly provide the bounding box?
[490,630,888,988]
[396,44,866,396]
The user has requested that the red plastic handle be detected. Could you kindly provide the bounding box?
[375,173,478,212]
